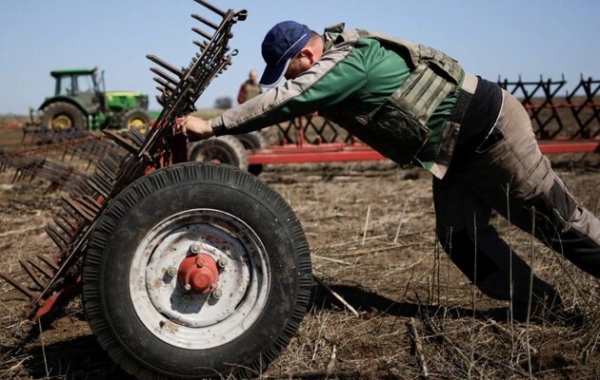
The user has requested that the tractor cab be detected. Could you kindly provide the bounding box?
[38,67,151,131]
[50,67,104,114]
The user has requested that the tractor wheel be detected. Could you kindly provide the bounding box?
[82,162,312,380]
[121,108,151,133]
[236,131,267,176]
[40,101,87,130]
[189,135,249,171]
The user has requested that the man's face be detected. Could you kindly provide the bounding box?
[249,71,258,83]
[284,54,307,80]
[284,46,322,81]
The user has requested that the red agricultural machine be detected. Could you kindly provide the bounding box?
[0,1,599,379]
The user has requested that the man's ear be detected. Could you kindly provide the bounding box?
[301,47,316,64]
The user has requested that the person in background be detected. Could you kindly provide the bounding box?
[178,20,600,320]
[237,69,262,104]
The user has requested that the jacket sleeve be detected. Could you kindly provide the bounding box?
[211,41,367,136]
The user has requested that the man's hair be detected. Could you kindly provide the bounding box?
[307,32,321,47]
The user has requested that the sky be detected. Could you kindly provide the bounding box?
[1,1,599,115]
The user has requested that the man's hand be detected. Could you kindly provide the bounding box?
[176,115,215,140]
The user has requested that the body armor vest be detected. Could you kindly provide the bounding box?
[322,24,469,167]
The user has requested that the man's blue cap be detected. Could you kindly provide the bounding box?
[260,21,312,87]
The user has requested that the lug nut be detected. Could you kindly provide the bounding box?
[212,288,223,299]
[217,257,228,268]
[190,243,201,254]
[166,266,177,277]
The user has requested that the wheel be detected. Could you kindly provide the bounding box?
[236,131,267,176]
[82,162,312,379]
[120,108,151,133]
[40,101,87,130]
[189,135,249,171]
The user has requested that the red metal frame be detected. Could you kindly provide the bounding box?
[247,138,600,166]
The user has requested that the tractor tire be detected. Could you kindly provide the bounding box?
[236,131,267,176]
[120,108,151,133]
[82,162,312,380]
[40,101,87,130]
[189,135,249,171]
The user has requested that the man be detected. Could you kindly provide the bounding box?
[180,20,600,319]
[237,69,262,104]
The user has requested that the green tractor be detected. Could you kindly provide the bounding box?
[37,67,152,132]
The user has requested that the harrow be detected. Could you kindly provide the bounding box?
[0,1,312,379]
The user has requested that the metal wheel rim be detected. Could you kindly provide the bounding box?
[129,208,270,349]
[128,118,147,132]
[52,115,72,129]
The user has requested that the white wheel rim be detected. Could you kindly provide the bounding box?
[129,208,270,349]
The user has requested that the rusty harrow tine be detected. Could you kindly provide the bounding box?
[45,225,70,252]
[19,260,48,290]
[193,41,209,51]
[0,272,37,301]
[150,67,180,86]
[127,128,147,147]
[97,155,120,175]
[36,254,60,272]
[63,196,97,222]
[53,214,76,237]
[146,55,184,78]
[26,259,55,280]
[191,13,220,30]
[152,76,177,92]
[192,27,215,42]
[88,173,113,199]
[102,130,144,156]
[66,175,94,196]
[154,80,177,97]
[60,199,85,222]
[80,195,102,215]
[194,0,227,18]
[96,163,118,185]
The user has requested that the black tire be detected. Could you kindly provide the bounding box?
[120,108,151,133]
[236,131,267,176]
[82,162,312,379]
[40,101,87,130]
[189,135,249,171]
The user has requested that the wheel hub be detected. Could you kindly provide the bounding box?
[130,209,270,349]
[177,252,218,294]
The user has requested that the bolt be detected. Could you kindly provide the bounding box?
[190,243,201,254]
[217,257,228,268]
[166,266,178,277]
[196,257,205,268]
[212,288,223,299]
[184,284,192,291]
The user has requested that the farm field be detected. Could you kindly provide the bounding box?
[0,123,600,380]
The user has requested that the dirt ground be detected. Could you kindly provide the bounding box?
[1,124,600,380]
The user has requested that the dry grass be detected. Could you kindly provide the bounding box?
[0,125,600,379]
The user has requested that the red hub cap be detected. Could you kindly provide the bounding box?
[177,253,219,294]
